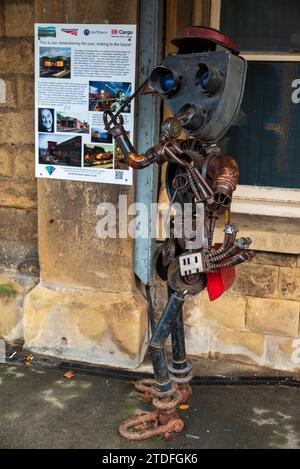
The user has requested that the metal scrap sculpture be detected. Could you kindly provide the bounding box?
[104,26,255,440]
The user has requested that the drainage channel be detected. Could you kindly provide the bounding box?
[3,349,300,388]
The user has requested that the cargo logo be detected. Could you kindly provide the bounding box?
[45,166,56,176]
[111,29,133,36]
[62,28,78,36]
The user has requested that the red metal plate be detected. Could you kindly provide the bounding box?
[171,26,239,55]
[206,266,236,301]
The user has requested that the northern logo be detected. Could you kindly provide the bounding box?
[84,29,90,36]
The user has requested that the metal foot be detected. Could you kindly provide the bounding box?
[119,409,184,440]
[119,381,191,440]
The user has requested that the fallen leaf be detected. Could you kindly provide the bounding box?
[24,354,34,366]
[63,370,75,379]
[178,404,190,410]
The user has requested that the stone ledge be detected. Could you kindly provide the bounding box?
[214,214,300,255]
[23,284,148,369]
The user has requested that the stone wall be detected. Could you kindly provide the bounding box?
[155,250,300,372]
[0,0,38,343]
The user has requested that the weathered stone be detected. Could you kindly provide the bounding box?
[4,0,34,37]
[23,284,147,368]
[153,276,168,320]
[0,339,5,363]
[0,111,34,145]
[0,78,17,109]
[0,178,37,209]
[185,324,211,357]
[252,251,297,268]
[278,267,300,301]
[0,38,33,74]
[198,293,246,331]
[17,78,34,109]
[0,270,38,342]
[37,179,134,292]
[0,4,4,37]
[247,297,299,338]
[0,207,37,242]
[0,145,14,177]
[0,241,38,273]
[14,145,35,178]
[231,263,278,298]
[265,335,300,371]
[211,329,266,365]
[297,256,300,268]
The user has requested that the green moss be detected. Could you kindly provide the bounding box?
[0,284,17,300]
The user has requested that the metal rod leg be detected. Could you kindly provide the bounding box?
[168,285,192,384]
[149,291,185,392]
[171,308,188,369]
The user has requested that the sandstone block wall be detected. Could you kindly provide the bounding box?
[0,0,38,342]
[154,250,300,371]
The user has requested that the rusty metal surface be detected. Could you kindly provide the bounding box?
[119,410,184,440]
[119,381,192,440]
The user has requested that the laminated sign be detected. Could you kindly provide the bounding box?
[34,23,137,185]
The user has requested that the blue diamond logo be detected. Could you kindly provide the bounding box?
[45,166,56,175]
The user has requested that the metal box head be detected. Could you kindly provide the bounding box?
[148,26,247,144]
[149,50,247,143]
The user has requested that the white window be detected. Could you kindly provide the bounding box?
[211,0,300,218]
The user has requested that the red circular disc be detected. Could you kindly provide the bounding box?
[171,26,239,55]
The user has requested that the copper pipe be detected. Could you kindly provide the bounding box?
[127,152,152,169]
[206,153,239,199]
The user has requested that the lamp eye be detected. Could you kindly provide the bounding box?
[149,66,181,96]
[196,63,223,94]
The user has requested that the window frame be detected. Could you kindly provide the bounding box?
[211,0,300,218]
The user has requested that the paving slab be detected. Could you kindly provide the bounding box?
[0,364,299,449]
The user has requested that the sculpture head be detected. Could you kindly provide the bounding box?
[148,26,247,144]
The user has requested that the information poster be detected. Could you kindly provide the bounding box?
[35,23,136,185]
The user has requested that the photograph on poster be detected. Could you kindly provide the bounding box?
[114,131,130,170]
[84,143,113,169]
[57,112,89,133]
[89,81,131,113]
[39,134,82,167]
[91,127,113,144]
[38,26,56,38]
[40,47,71,78]
[38,108,55,133]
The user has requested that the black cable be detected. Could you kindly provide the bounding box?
[145,284,156,335]
[104,77,150,130]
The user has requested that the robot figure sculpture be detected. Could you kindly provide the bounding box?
[104,26,255,440]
